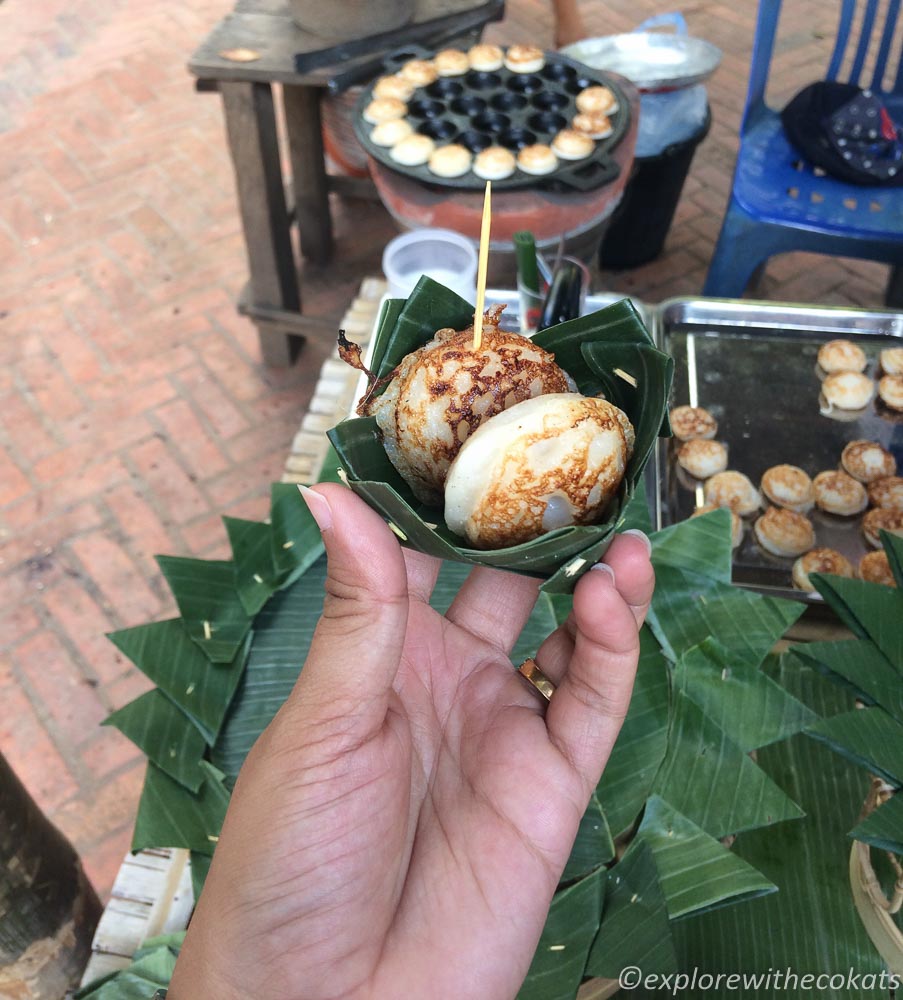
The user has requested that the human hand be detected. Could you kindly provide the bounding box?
[168,484,654,1000]
[555,20,587,48]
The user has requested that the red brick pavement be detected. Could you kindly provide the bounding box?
[0,0,893,903]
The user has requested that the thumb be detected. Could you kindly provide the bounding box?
[293,483,410,734]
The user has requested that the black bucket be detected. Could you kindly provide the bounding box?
[599,105,712,269]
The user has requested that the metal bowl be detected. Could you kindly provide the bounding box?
[561,32,722,93]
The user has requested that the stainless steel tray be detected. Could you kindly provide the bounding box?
[654,298,903,602]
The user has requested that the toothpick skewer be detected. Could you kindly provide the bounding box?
[472,181,492,352]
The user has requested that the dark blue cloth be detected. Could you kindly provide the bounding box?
[781,81,903,186]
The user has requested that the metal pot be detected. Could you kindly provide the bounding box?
[289,0,415,41]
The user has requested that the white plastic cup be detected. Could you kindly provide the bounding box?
[382,228,478,302]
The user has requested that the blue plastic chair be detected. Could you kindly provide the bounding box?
[703,0,903,298]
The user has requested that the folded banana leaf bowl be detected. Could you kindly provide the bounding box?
[327,277,674,594]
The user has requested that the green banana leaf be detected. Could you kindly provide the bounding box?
[132,761,230,855]
[107,620,250,745]
[652,690,804,839]
[372,279,473,380]
[561,794,615,884]
[849,793,903,855]
[155,555,251,663]
[517,868,606,1000]
[809,572,903,669]
[802,534,902,869]
[315,443,351,486]
[805,709,903,788]
[585,840,677,979]
[672,659,888,999]
[104,689,206,792]
[617,474,655,536]
[634,796,776,919]
[74,948,178,1000]
[224,516,283,616]
[269,482,324,580]
[223,486,324,617]
[793,640,903,724]
[210,558,329,785]
[581,342,675,493]
[647,563,803,667]
[328,276,672,593]
[189,850,211,904]
[672,640,817,753]
[75,935,183,999]
[132,933,187,959]
[650,507,733,584]
[532,296,654,382]
[883,531,903,587]
[594,628,670,840]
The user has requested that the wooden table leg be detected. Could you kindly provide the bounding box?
[283,85,334,265]
[220,81,302,367]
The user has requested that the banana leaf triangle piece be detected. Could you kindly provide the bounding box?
[327,277,673,594]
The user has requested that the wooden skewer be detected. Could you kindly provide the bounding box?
[472,180,492,352]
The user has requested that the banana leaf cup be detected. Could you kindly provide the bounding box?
[327,276,674,594]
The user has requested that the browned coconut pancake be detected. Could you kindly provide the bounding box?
[868,476,903,510]
[841,440,896,482]
[792,547,854,591]
[859,550,897,586]
[862,507,903,547]
[817,339,867,373]
[813,469,868,515]
[677,439,728,479]
[704,470,761,516]
[669,405,717,442]
[754,507,815,557]
[761,464,815,513]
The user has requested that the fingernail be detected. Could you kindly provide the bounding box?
[590,561,616,583]
[621,528,652,557]
[298,484,333,532]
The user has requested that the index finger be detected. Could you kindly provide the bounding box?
[445,565,540,655]
[403,547,442,604]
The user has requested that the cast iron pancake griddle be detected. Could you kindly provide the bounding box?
[354,45,630,192]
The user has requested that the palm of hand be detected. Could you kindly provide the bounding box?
[171,486,651,1000]
[233,586,581,1000]
[373,595,587,997]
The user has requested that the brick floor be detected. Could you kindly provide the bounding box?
[0,0,894,904]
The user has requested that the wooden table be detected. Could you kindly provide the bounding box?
[188,0,503,365]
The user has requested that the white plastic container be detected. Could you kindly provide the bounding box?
[382,228,478,303]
